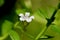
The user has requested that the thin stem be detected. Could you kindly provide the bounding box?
[35,27,47,40]
[14,22,19,27]
[14,22,34,39]
[23,22,29,31]
[16,26,34,39]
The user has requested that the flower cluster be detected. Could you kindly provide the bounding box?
[19,12,34,22]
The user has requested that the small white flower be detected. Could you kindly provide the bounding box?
[19,12,34,22]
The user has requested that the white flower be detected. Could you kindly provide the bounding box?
[19,12,34,22]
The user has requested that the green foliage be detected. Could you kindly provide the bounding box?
[51,24,60,34]
[51,9,60,34]
[0,0,4,6]
[0,20,13,40]
[2,20,13,36]
[0,0,60,40]
[16,9,26,15]
[9,30,20,40]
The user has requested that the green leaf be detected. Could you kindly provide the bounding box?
[2,20,13,36]
[9,30,20,40]
[51,10,60,34]
[38,35,53,40]
[39,7,55,19]
[51,24,60,34]
[16,9,26,15]
[24,0,32,8]
[40,36,48,38]
[26,12,47,37]
[32,0,59,18]
[53,9,60,25]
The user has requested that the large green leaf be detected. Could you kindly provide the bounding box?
[2,20,13,36]
[31,0,59,18]
[9,30,20,40]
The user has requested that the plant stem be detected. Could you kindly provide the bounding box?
[14,22,34,39]
[35,27,47,40]
[16,26,34,39]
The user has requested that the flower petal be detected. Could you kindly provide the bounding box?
[26,18,32,22]
[19,13,24,17]
[30,16,34,19]
[25,12,30,17]
[19,17,25,21]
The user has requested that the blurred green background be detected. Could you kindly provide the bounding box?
[0,0,60,40]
